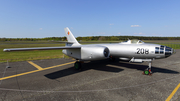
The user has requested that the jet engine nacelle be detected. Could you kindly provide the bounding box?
[81,46,110,61]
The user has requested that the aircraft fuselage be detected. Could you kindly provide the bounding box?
[62,42,174,61]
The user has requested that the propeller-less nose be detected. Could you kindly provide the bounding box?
[165,46,174,58]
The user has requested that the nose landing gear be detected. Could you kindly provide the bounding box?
[143,61,153,75]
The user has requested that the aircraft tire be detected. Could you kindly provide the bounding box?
[74,62,81,70]
[144,70,149,75]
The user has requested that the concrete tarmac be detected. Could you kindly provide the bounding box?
[0,50,180,101]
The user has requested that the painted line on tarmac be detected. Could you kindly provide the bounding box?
[166,83,180,101]
[0,61,75,81]
[27,61,44,70]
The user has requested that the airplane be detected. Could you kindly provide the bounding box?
[3,27,175,75]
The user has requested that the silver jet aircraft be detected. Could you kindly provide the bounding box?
[4,27,175,75]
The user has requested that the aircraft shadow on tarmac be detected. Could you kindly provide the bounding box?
[44,59,179,79]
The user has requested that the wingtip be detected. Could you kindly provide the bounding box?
[3,49,10,52]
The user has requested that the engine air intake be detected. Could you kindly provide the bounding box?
[104,47,110,58]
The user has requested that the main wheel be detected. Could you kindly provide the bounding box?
[74,62,81,70]
[109,56,116,62]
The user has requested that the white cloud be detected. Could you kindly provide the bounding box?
[109,23,114,26]
[131,25,141,27]
[39,28,43,30]
[118,32,121,34]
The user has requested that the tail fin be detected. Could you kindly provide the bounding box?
[64,27,80,45]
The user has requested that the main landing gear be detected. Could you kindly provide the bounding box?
[109,56,116,62]
[74,61,82,70]
[143,61,153,75]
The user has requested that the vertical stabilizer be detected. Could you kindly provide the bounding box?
[64,27,80,45]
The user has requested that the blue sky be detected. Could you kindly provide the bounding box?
[0,0,180,38]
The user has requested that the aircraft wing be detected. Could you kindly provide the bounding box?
[3,46,81,52]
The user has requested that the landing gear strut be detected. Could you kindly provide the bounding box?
[143,61,153,75]
[74,61,82,70]
[109,56,116,62]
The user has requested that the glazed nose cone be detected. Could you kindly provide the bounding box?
[165,46,174,58]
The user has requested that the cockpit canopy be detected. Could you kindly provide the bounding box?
[121,39,144,44]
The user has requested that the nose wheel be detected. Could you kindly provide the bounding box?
[143,68,152,75]
[143,61,153,75]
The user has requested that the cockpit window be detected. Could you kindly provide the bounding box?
[138,40,143,43]
[155,46,164,54]
[160,45,165,48]
[121,39,144,44]
[155,47,159,54]
[131,39,138,44]
[160,47,164,54]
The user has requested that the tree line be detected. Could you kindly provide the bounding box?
[0,36,180,41]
